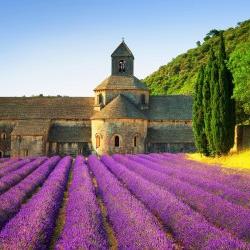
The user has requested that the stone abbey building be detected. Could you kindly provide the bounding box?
[0,41,195,157]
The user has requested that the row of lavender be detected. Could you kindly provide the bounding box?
[0,156,72,249]
[153,153,250,192]
[0,154,250,249]
[116,155,250,240]
[56,154,250,249]
[0,156,174,249]
[103,155,250,249]
[139,154,250,208]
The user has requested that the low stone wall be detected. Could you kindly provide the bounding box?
[11,135,45,157]
[0,122,15,157]
[235,125,250,151]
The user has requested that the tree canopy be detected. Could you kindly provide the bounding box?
[228,42,250,114]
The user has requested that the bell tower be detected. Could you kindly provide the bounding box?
[111,40,134,76]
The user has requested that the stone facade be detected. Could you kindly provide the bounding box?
[0,41,197,157]
[92,119,147,155]
[235,125,250,151]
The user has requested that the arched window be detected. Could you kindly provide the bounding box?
[96,135,100,148]
[114,136,120,147]
[141,94,146,105]
[24,149,28,157]
[0,151,3,158]
[1,133,7,140]
[119,60,126,72]
[133,136,137,147]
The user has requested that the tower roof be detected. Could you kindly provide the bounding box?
[94,75,148,91]
[91,94,146,120]
[111,41,134,58]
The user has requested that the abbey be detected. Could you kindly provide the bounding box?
[0,41,195,157]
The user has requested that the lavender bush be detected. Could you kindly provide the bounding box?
[55,155,108,249]
[102,155,249,249]
[133,154,250,209]
[0,156,72,249]
[0,158,12,164]
[115,154,250,242]
[0,158,19,168]
[0,157,47,194]
[88,155,174,250]
[0,158,33,178]
[0,156,60,229]
[154,153,250,193]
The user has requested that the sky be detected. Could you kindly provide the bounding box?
[0,0,249,97]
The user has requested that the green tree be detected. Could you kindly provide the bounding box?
[211,33,235,155]
[228,42,250,114]
[203,48,216,155]
[192,66,209,155]
[206,29,221,37]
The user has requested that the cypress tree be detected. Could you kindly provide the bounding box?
[203,48,216,155]
[211,33,235,155]
[192,66,208,155]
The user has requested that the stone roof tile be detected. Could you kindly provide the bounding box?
[12,120,50,136]
[48,125,91,142]
[91,94,146,120]
[148,126,194,143]
[94,75,148,91]
[0,97,95,120]
[146,95,193,120]
[111,41,134,58]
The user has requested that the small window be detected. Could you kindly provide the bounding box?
[98,94,103,105]
[1,133,7,140]
[133,136,137,147]
[119,60,126,72]
[96,135,100,148]
[0,151,3,158]
[141,94,146,105]
[24,149,28,157]
[114,136,120,147]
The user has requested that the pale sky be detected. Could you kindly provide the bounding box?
[0,0,249,97]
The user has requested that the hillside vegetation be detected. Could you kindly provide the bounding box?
[144,19,250,97]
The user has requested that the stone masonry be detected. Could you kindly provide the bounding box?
[0,41,196,157]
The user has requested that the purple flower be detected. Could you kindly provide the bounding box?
[0,156,71,249]
[103,155,249,249]
[55,155,108,249]
[0,158,33,178]
[88,155,174,249]
[0,156,60,229]
[0,157,47,194]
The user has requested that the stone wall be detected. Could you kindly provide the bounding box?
[47,120,92,156]
[112,56,134,76]
[92,118,148,155]
[11,135,45,157]
[147,143,196,153]
[0,122,15,157]
[147,119,195,153]
[235,125,250,151]
[48,142,91,157]
[94,89,149,108]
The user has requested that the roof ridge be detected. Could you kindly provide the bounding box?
[111,41,134,58]
[91,94,146,120]
[94,75,148,91]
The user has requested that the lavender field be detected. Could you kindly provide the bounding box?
[0,154,250,249]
